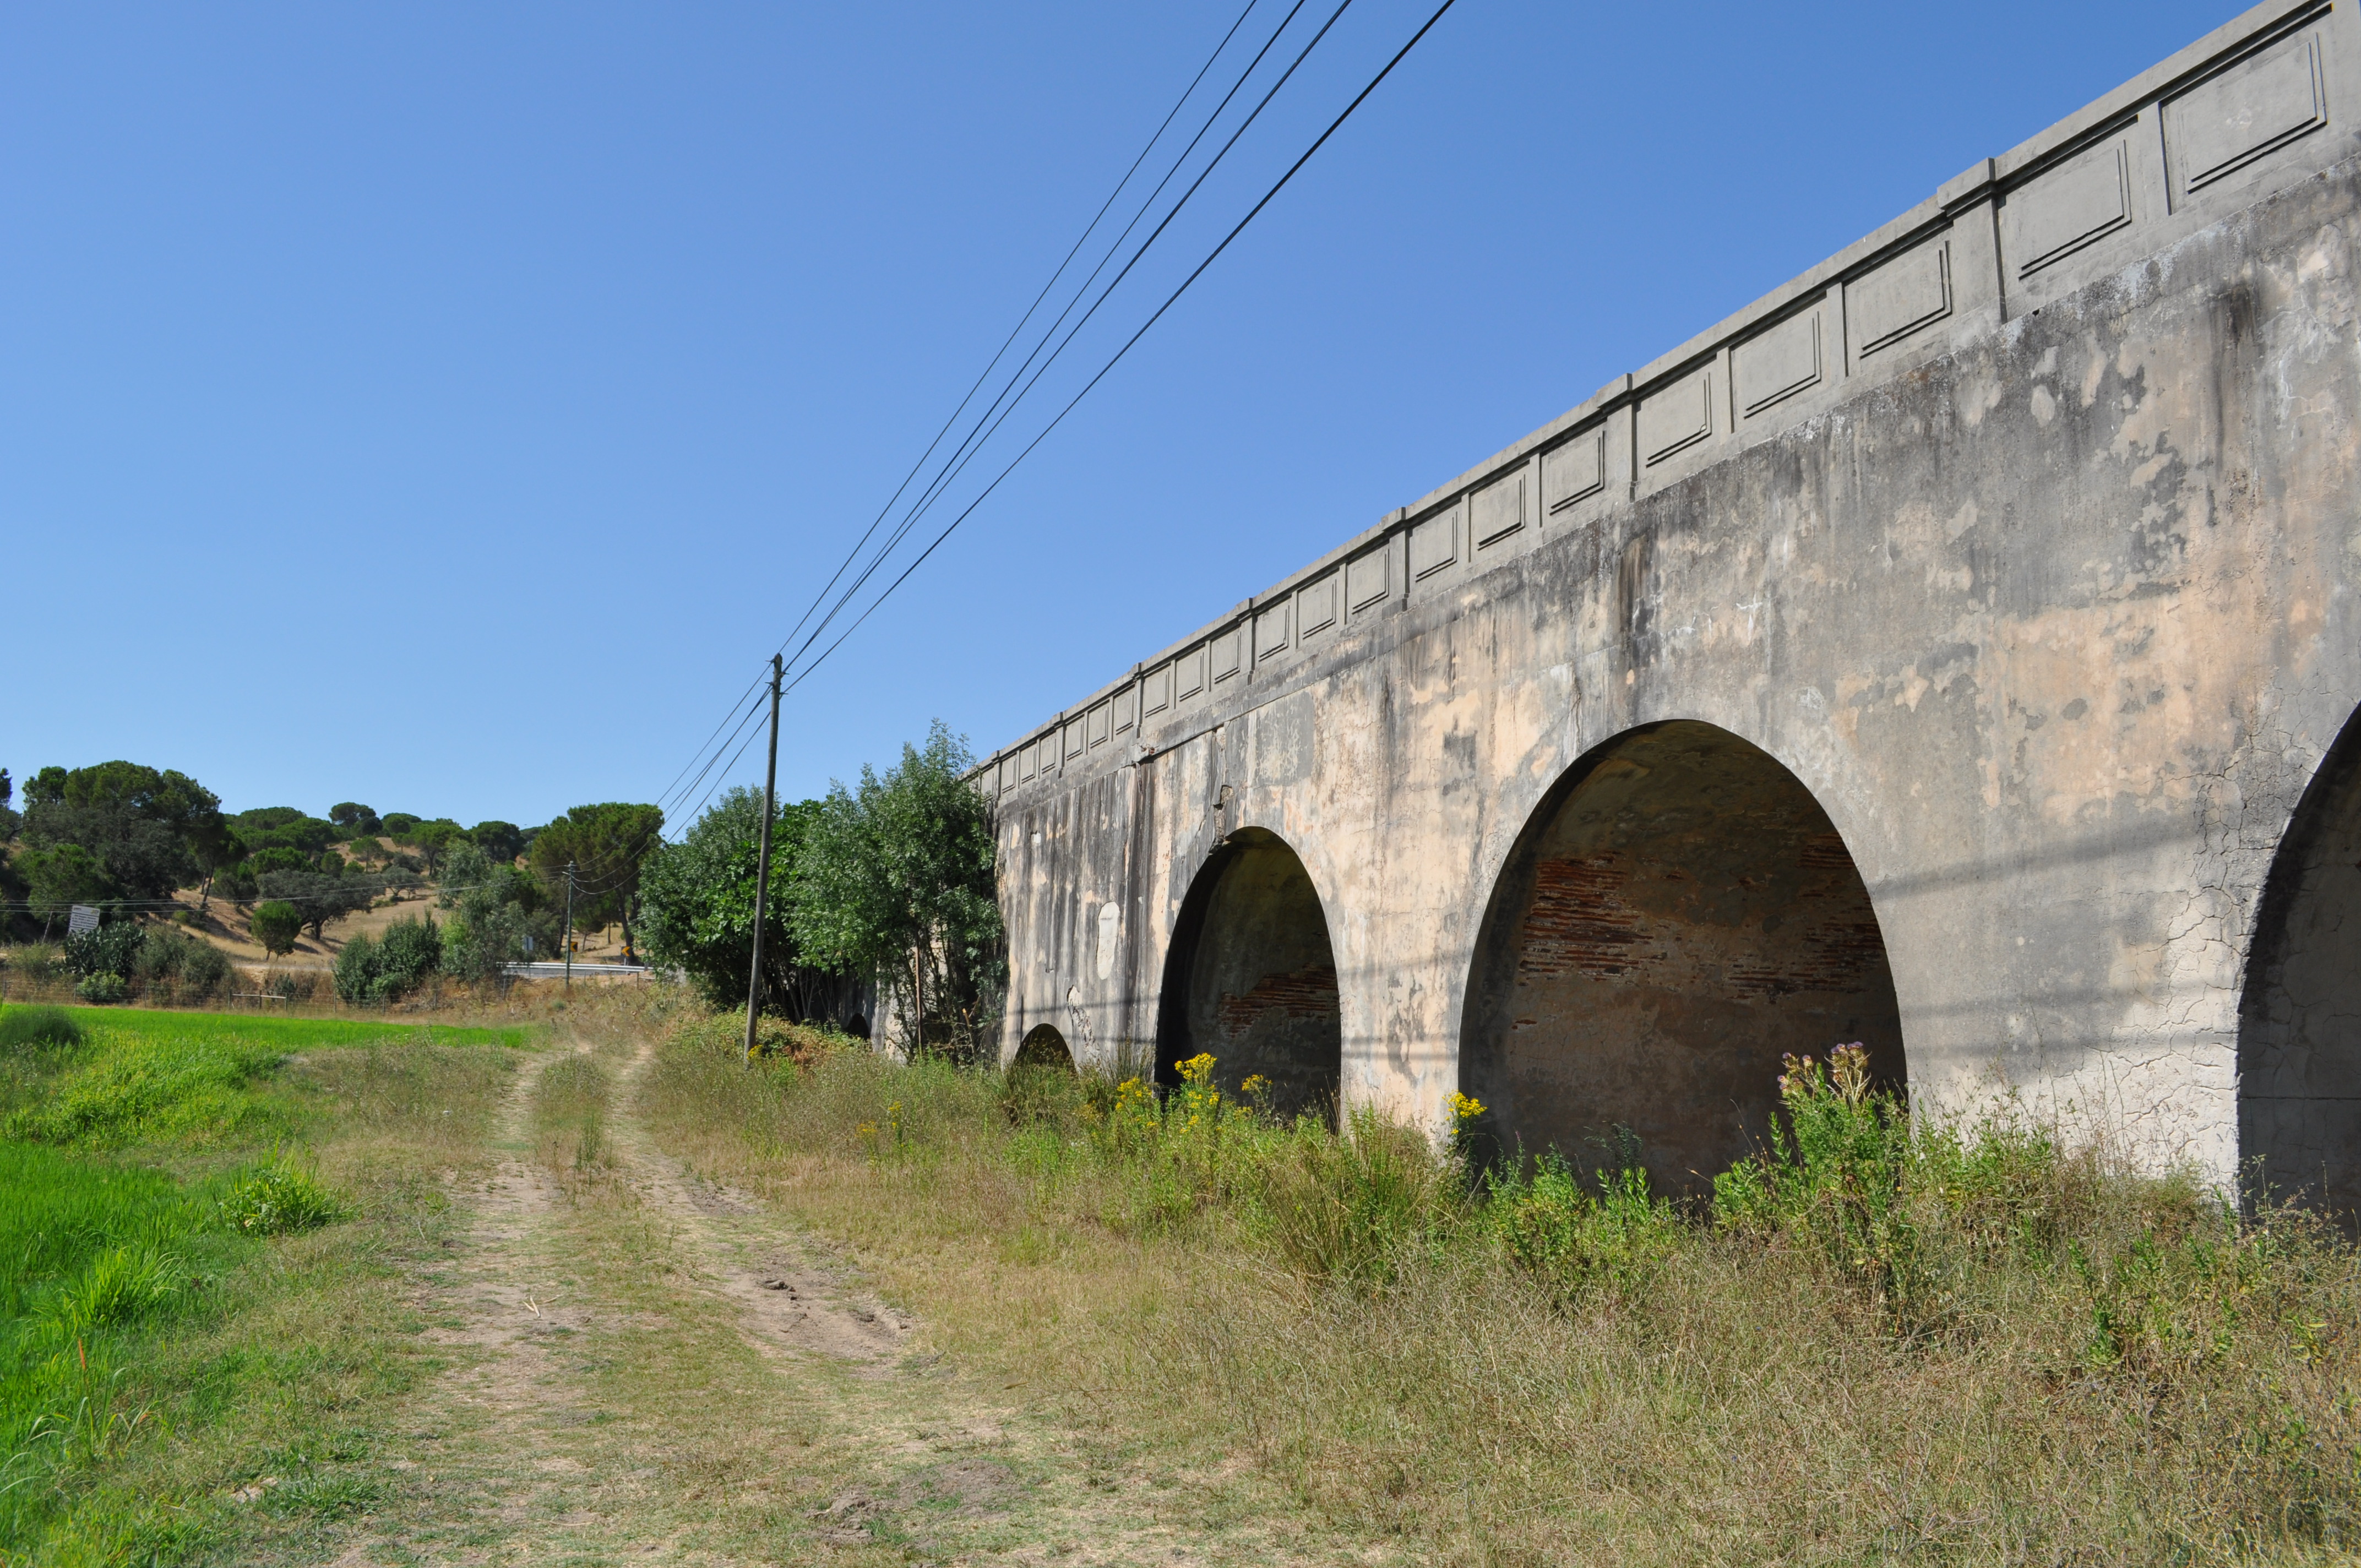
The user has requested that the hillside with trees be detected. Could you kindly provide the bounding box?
[0,757,663,1009]
[1,726,999,1033]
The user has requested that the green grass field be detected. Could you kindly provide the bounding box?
[0,1001,536,1564]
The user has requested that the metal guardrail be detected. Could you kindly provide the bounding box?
[499,961,651,978]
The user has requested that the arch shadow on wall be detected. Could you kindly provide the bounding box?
[1155,827,1341,1121]
[2239,703,2361,1217]
[1457,720,1906,1197]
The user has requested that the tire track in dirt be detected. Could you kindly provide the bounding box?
[600,1036,915,1368]
[323,1031,1367,1565]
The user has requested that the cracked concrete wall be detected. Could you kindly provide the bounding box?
[2240,706,2361,1206]
[989,7,2361,1193]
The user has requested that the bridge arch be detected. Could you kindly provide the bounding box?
[2239,704,2361,1216]
[1012,1023,1075,1071]
[1156,826,1341,1121]
[1457,720,1905,1195]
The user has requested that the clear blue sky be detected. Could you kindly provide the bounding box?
[3,0,2237,830]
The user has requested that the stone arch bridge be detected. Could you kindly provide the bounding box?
[976,0,2361,1202]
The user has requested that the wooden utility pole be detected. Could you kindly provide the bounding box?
[562,861,576,993]
[744,654,784,1064]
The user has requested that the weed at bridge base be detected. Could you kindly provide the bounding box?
[638,1007,2361,1565]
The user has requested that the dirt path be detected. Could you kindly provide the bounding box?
[322,1036,1354,1566]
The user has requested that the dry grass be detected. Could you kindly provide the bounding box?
[621,995,2361,1567]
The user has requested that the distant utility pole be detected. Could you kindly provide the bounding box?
[563,861,576,994]
[744,653,784,1064]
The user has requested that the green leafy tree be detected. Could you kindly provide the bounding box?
[257,868,372,940]
[329,801,382,836]
[229,808,337,858]
[788,721,1003,1057]
[0,767,17,843]
[407,819,465,874]
[638,787,852,1012]
[468,820,526,864]
[251,901,303,958]
[381,813,421,838]
[531,802,665,952]
[436,841,544,983]
[18,843,117,937]
[18,761,226,903]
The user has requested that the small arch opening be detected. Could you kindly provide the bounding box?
[2239,704,2361,1216]
[1156,827,1340,1120]
[1014,1023,1075,1072]
[1460,720,1906,1196]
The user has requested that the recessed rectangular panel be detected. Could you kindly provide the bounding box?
[1210,626,1242,683]
[1088,701,1111,748]
[1063,719,1084,760]
[1409,503,1461,581]
[1297,571,1339,637]
[1638,366,1713,466]
[1174,644,1206,701]
[1143,661,1172,716]
[1019,743,1036,780]
[995,758,1011,794]
[1849,237,1951,358]
[1471,468,1528,549]
[1114,682,1137,733]
[1734,309,1821,417]
[1346,546,1391,612]
[1543,429,1604,513]
[1253,600,1290,661]
[2167,30,2327,198]
[2005,139,2132,277]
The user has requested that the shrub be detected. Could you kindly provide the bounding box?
[133,927,233,1003]
[331,934,376,1003]
[264,970,318,1003]
[333,916,441,1005]
[216,1161,346,1235]
[74,972,128,1005]
[1483,1148,1683,1299]
[376,915,441,994]
[0,1004,81,1052]
[1713,1043,1920,1307]
[63,920,142,980]
[250,901,302,957]
[3,943,64,989]
[1254,1108,1455,1287]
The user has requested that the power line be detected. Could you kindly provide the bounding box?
[760,0,1273,682]
[637,3,1288,845]
[776,0,1461,706]
[657,0,1459,836]
[774,0,1339,693]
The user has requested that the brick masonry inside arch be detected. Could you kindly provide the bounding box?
[1157,829,1341,1121]
[1459,722,1906,1197]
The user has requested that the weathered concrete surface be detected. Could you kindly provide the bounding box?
[982,0,2361,1196]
